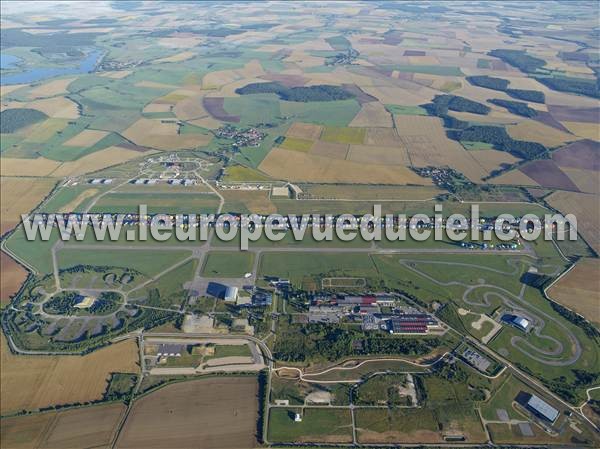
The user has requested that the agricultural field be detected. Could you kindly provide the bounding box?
[548,258,600,326]
[0,403,125,449]
[0,335,139,414]
[116,377,258,449]
[1,1,600,448]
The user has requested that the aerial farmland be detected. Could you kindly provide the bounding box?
[0,1,599,448]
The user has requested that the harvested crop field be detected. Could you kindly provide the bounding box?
[310,140,349,159]
[0,177,56,234]
[546,191,600,254]
[0,252,27,304]
[1,335,139,414]
[349,102,393,127]
[552,139,600,171]
[155,51,196,63]
[51,146,152,177]
[203,97,240,122]
[469,150,520,173]
[490,169,539,187]
[548,258,600,326]
[561,168,600,195]
[559,122,599,142]
[280,137,313,152]
[365,127,402,145]
[396,116,488,181]
[549,105,599,123]
[122,118,211,150]
[286,122,323,140]
[27,77,76,99]
[259,148,429,185]
[0,403,125,449]
[63,129,109,147]
[519,160,579,191]
[116,377,258,449]
[347,144,410,165]
[0,157,61,177]
[507,121,575,148]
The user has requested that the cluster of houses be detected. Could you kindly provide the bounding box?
[215,125,265,147]
[307,294,441,334]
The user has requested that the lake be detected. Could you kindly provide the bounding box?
[1,49,104,85]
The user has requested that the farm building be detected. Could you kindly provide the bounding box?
[387,313,439,334]
[157,344,184,357]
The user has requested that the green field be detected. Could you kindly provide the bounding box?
[385,104,428,116]
[320,126,366,144]
[268,408,352,443]
[201,251,254,278]
[279,136,314,152]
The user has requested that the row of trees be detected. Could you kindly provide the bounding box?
[235,82,355,102]
[467,75,545,103]
[488,99,538,118]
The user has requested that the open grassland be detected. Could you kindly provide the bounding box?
[57,248,192,281]
[90,192,220,214]
[356,405,487,444]
[0,403,125,449]
[268,408,352,443]
[259,148,429,185]
[201,251,254,278]
[548,258,600,326]
[546,191,600,254]
[0,252,28,305]
[222,190,277,214]
[50,146,153,178]
[116,377,258,449]
[0,177,56,234]
[1,335,139,414]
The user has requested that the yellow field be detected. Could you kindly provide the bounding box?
[546,191,600,254]
[51,146,153,177]
[0,403,126,449]
[0,157,61,177]
[22,118,69,143]
[364,127,402,146]
[62,129,109,147]
[507,121,575,148]
[561,168,600,195]
[469,150,521,173]
[259,147,430,185]
[26,96,79,119]
[1,84,27,97]
[321,126,366,145]
[155,51,196,63]
[1,334,139,414]
[347,144,410,165]
[135,81,179,90]
[310,140,349,159]
[1,252,27,305]
[349,102,393,127]
[143,103,173,113]
[560,121,600,141]
[99,70,132,79]
[286,122,323,140]
[490,169,540,186]
[395,116,489,181]
[27,77,77,99]
[548,258,600,326]
[123,118,212,150]
[0,177,56,234]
